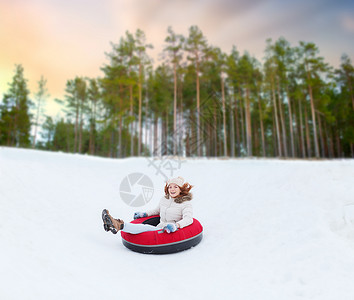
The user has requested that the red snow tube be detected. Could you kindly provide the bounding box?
[120,215,203,254]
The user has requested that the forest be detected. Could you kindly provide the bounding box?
[1,26,353,158]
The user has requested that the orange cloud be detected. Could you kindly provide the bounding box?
[0,1,115,100]
[1,0,353,119]
[341,15,354,33]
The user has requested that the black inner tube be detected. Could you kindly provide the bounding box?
[142,216,160,226]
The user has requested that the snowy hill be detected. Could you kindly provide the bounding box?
[1,147,354,300]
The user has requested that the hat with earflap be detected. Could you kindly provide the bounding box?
[167,176,184,187]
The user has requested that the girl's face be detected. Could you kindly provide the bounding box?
[168,184,181,198]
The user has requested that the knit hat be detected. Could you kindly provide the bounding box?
[167,176,184,187]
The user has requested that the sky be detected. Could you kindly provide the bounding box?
[1,0,354,117]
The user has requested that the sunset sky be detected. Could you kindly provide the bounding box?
[1,0,354,117]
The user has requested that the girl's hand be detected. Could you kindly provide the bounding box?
[134,212,147,219]
[163,223,178,233]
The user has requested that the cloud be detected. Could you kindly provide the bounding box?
[341,15,354,33]
[110,0,268,35]
[1,0,353,104]
[0,0,115,98]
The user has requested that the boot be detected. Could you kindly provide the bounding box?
[102,209,124,234]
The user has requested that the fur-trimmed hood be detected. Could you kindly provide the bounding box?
[165,193,193,203]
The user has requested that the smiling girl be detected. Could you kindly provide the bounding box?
[102,176,193,235]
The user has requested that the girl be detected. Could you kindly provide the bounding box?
[102,176,193,234]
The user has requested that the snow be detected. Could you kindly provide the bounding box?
[1,147,354,300]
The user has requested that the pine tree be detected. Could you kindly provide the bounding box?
[87,79,101,155]
[40,116,55,149]
[238,53,257,156]
[163,26,185,155]
[64,77,87,153]
[185,25,208,156]
[0,64,32,147]
[264,45,283,157]
[206,47,228,156]
[226,46,241,156]
[297,42,329,158]
[40,27,354,158]
[335,54,354,156]
[135,29,153,156]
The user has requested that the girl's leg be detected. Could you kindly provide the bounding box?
[122,222,158,234]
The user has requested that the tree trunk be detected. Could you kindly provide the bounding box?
[272,112,277,156]
[78,103,83,154]
[234,95,241,156]
[189,111,196,156]
[335,129,341,157]
[271,79,282,156]
[12,95,19,146]
[89,98,94,155]
[324,121,333,158]
[165,110,169,155]
[144,86,149,156]
[253,117,259,156]
[93,96,97,155]
[239,90,246,155]
[286,86,295,157]
[117,116,122,158]
[344,70,354,110]
[298,98,306,158]
[230,100,235,157]
[32,98,41,148]
[179,91,184,156]
[304,105,312,157]
[210,123,214,157]
[109,131,114,158]
[149,114,153,156]
[317,111,325,157]
[138,63,143,156]
[306,69,320,158]
[257,95,266,157]
[196,56,201,156]
[6,115,13,146]
[74,100,79,153]
[129,84,134,156]
[186,129,190,157]
[173,62,177,155]
[153,115,158,156]
[214,105,218,157]
[245,87,252,156]
[66,121,71,153]
[221,73,227,156]
[277,78,288,157]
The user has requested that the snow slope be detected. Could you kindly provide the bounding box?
[1,147,354,300]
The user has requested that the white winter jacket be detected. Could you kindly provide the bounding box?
[146,194,193,229]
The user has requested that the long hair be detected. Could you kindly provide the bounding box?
[164,182,193,199]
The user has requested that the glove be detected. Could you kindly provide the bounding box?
[163,223,178,234]
[134,212,147,219]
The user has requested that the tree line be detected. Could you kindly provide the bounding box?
[1,26,353,158]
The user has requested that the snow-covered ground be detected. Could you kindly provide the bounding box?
[1,147,354,300]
